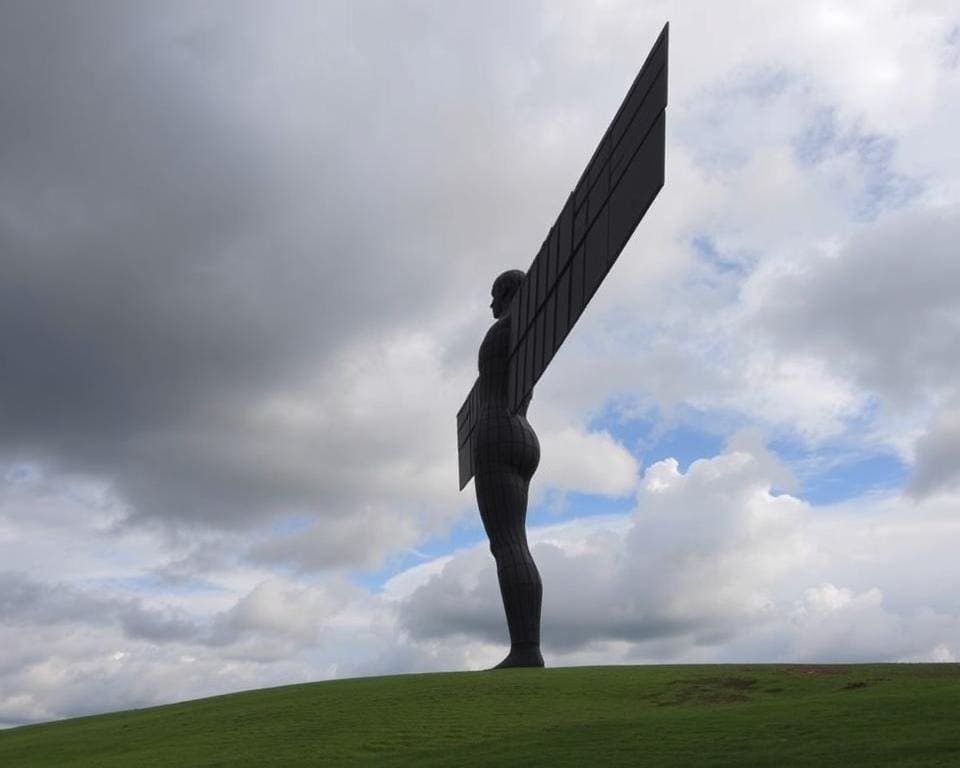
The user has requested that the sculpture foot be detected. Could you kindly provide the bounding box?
[491,643,544,670]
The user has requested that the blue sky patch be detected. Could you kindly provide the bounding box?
[791,107,921,218]
[792,106,837,166]
[769,435,909,504]
[691,234,748,277]
[351,511,486,592]
[589,403,729,474]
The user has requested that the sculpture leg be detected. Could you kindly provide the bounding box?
[475,463,544,669]
[491,542,543,668]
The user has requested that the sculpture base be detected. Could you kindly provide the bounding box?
[491,643,544,670]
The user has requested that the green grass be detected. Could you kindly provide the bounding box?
[2,664,959,767]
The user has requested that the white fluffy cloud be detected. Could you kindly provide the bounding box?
[398,443,960,665]
[400,446,811,654]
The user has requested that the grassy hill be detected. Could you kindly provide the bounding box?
[2,664,959,767]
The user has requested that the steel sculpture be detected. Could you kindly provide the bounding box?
[457,23,669,668]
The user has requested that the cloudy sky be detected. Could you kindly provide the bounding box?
[2,0,959,726]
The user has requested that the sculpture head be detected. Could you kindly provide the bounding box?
[490,270,525,319]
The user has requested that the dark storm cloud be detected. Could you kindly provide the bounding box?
[0,2,573,533]
[1,4,332,493]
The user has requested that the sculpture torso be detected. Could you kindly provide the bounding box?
[477,316,511,413]
[473,314,539,478]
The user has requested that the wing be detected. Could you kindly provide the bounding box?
[458,22,669,490]
[457,378,479,490]
[506,22,669,413]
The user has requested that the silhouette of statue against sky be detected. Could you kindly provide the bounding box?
[456,23,668,669]
[474,269,544,669]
